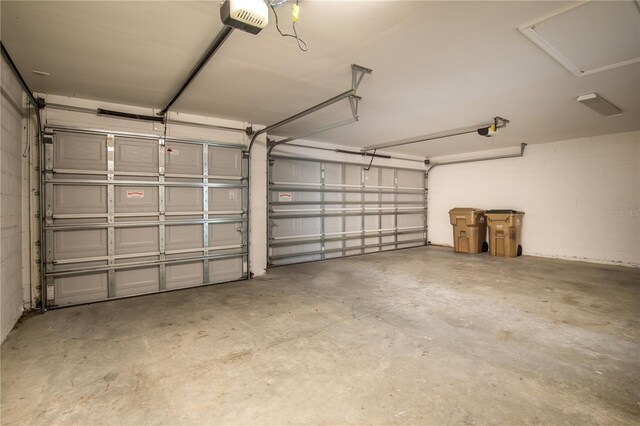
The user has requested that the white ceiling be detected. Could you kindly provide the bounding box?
[2,1,638,157]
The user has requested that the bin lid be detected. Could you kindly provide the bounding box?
[486,209,524,214]
[449,207,485,213]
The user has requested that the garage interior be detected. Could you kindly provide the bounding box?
[1,1,638,424]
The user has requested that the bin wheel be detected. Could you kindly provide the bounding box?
[482,242,489,253]
[517,245,523,256]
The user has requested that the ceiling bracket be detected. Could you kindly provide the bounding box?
[351,64,373,92]
[349,95,361,118]
[494,116,510,129]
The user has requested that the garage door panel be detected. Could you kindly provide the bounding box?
[273,159,320,184]
[165,142,202,175]
[381,168,394,186]
[324,241,343,251]
[115,187,158,213]
[52,260,108,272]
[115,138,158,173]
[381,215,395,228]
[54,185,106,215]
[209,223,242,247]
[209,188,241,212]
[364,236,380,250]
[381,235,396,244]
[363,167,379,187]
[324,163,342,185]
[398,170,423,188]
[324,217,342,234]
[271,191,320,204]
[115,267,159,297]
[114,255,159,264]
[343,165,361,185]
[43,127,247,308]
[54,132,106,171]
[272,254,321,266]
[364,215,379,229]
[273,242,321,257]
[166,187,202,213]
[324,193,342,203]
[55,273,108,306]
[208,257,243,283]
[166,262,204,290]
[115,227,159,255]
[363,193,379,203]
[398,213,425,228]
[209,148,242,177]
[54,229,107,260]
[166,225,201,251]
[397,193,423,203]
[272,217,321,238]
[269,156,426,265]
[344,216,361,232]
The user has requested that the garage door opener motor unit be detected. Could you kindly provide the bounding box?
[220,0,269,34]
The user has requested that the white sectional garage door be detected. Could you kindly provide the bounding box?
[268,155,427,266]
[42,126,248,308]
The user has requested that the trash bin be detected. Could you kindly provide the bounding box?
[486,210,525,257]
[448,208,488,254]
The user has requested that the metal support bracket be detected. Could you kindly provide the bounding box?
[351,64,373,92]
[349,95,361,118]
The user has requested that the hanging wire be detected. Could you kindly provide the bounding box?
[270,1,308,52]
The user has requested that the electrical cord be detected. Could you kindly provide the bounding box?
[271,1,308,52]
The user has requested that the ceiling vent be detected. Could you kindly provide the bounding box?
[519,1,640,77]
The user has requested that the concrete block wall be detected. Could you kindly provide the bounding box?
[427,131,640,267]
[1,56,26,342]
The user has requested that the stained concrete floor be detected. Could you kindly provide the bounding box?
[2,247,639,425]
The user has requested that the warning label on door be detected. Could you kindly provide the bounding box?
[126,190,145,199]
[278,192,292,202]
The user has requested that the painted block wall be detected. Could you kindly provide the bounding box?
[427,131,640,267]
[1,56,26,342]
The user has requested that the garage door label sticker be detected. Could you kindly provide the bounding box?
[279,192,292,202]
[127,190,145,199]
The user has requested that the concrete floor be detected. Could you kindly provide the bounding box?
[1,246,639,425]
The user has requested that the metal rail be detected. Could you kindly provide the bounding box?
[270,239,426,261]
[45,102,247,133]
[270,154,426,172]
[270,229,426,247]
[1,41,39,108]
[1,41,47,310]
[245,64,372,276]
[158,26,234,116]
[45,125,245,150]
[270,210,425,220]
[270,186,423,195]
[362,117,510,152]
[426,143,527,173]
